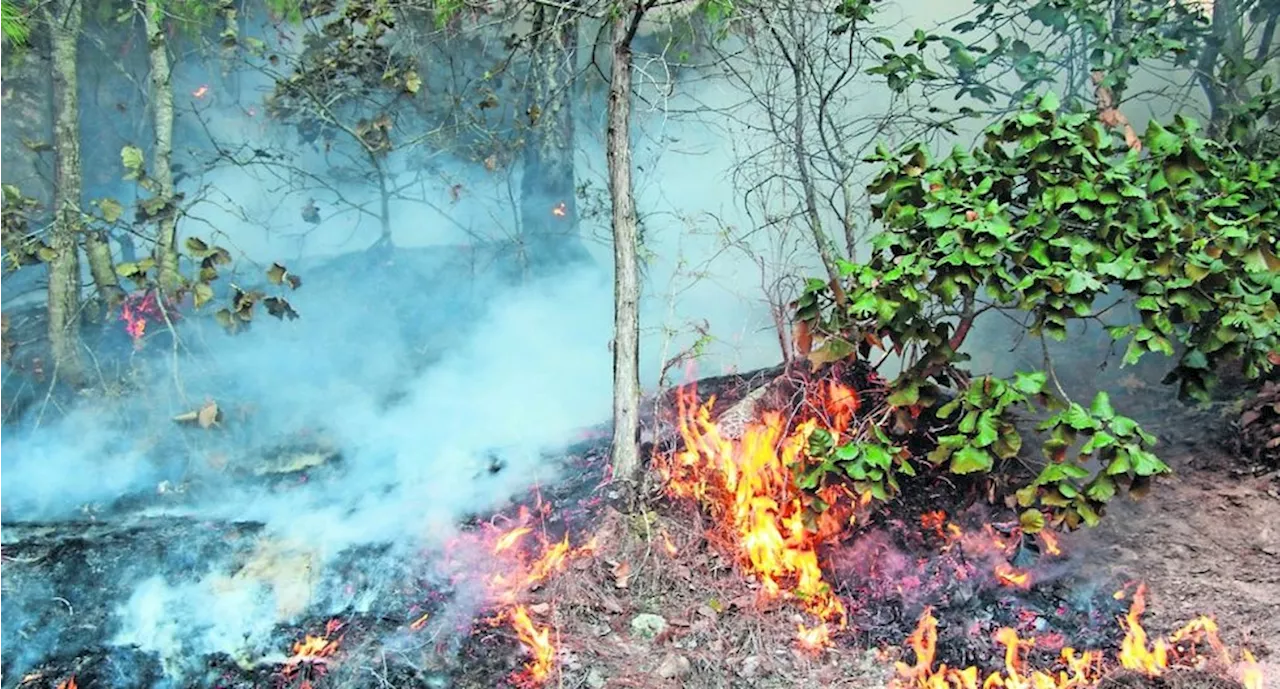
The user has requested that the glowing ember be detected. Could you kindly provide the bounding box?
[551,202,567,217]
[119,290,176,349]
[193,84,210,98]
[56,678,77,689]
[409,612,430,630]
[657,381,853,645]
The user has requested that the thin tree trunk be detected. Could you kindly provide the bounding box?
[44,0,86,386]
[607,1,645,490]
[144,0,182,294]
[520,2,584,278]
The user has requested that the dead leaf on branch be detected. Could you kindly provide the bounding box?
[263,297,300,321]
[266,263,302,290]
[174,400,222,429]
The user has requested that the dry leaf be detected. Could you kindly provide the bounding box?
[611,560,631,589]
[528,602,551,615]
[198,400,220,428]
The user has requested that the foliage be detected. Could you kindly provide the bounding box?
[869,0,1278,140]
[802,424,915,503]
[1,0,28,46]
[792,91,1280,529]
[265,0,421,151]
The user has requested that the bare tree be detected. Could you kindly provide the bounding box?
[607,0,648,491]
[43,0,87,384]
[141,0,183,294]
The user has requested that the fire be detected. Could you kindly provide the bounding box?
[1040,529,1062,557]
[119,290,177,348]
[282,619,343,684]
[56,678,76,689]
[994,562,1031,589]
[551,202,567,217]
[894,584,1266,689]
[508,605,555,684]
[437,500,596,685]
[657,381,857,646]
[193,84,210,98]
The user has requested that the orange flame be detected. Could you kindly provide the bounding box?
[1040,529,1062,557]
[894,584,1266,689]
[994,562,1031,589]
[57,678,77,689]
[551,202,567,217]
[657,382,858,646]
[193,85,210,98]
[509,605,555,684]
[441,502,597,685]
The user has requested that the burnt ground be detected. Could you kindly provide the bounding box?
[3,364,1278,689]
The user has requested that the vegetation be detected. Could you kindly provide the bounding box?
[1,0,1276,520]
[793,0,1280,530]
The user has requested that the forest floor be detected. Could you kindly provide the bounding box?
[446,374,1280,689]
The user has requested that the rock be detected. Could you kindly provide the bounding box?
[585,669,608,689]
[739,655,763,679]
[655,653,691,679]
[630,613,668,640]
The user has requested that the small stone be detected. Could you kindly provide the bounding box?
[655,653,691,679]
[739,655,763,679]
[585,669,608,689]
[630,613,668,640]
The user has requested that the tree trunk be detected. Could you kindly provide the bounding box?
[144,0,182,295]
[44,0,86,386]
[519,2,586,278]
[607,2,644,490]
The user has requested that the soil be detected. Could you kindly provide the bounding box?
[1082,446,1280,682]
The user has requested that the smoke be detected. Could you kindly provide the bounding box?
[0,10,821,683]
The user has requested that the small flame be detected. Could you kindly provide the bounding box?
[894,583,1266,689]
[994,562,1031,589]
[1241,650,1263,689]
[1040,529,1062,557]
[798,622,832,651]
[551,202,567,217]
[409,612,430,630]
[509,605,555,683]
[193,84,210,98]
[57,678,77,689]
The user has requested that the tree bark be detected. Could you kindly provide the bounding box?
[44,0,86,386]
[144,0,182,295]
[519,2,586,278]
[607,1,645,490]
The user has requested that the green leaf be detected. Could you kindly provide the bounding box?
[922,205,953,229]
[950,445,994,474]
[887,380,921,407]
[1038,91,1060,113]
[1089,391,1115,421]
[1020,509,1045,534]
[121,145,145,178]
[973,411,999,448]
[1085,475,1117,502]
[1012,371,1047,395]
[97,198,124,223]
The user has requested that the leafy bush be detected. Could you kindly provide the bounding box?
[793,92,1280,529]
